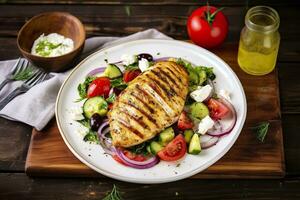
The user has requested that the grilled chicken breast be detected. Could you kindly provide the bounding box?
[108,61,189,147]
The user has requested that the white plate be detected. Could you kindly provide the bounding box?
[56,39,247,184]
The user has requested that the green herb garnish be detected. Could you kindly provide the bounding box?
[128,142,149,155]
[103,184,123,200]
[125,63,139,71]
[12,67,35,81]
[83,131,99,143]
[35,40,62,57]
[251,122,270,143]
[77,118,90,129]
[106,93,116,104]
[124,5,131,17]
[110,77,128,90]
[77,76,96,101]
[176,58,216,90]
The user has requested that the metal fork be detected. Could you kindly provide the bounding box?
[0,58,30,91]
[0,70,47,110]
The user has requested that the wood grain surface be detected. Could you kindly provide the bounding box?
[25,43,285,178]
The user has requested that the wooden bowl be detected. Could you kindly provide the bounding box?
[17,12,85,72]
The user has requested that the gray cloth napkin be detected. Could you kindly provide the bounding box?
[0,29,172,130]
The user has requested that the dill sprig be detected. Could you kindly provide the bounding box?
[12,67,35,81]
[103,184,122,200]
[250,122,270,143]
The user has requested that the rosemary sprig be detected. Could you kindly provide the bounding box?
[12,67,34,81]
[103,184,122,200]
[250,122,270,143]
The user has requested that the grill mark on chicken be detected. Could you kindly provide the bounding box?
[152,69,180,95]
[119,107,149,129]
[143,83,175,116]
[163,66,182,84]
[145,74,172,99]
[133,86,156,114]
[148,71,177,97]
[119,100,158,128]
[167,62,182,74]
[116,118,144,139]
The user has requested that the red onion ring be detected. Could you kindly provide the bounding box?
[207,98,237,137]
[87,67,106,77]
[153,57,171,62]
[200,135,219,149]
[97,120,115,155]
[115,148,160,169]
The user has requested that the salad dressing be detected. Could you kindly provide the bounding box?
[238,6,280,75]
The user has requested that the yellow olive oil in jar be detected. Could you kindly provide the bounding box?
[238,6,280,75]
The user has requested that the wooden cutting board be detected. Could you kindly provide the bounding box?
[25,44,285,178]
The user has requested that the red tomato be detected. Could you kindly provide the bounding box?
[112,155,126,165]
[157,134,187,161]
[207,98,230,119]
[178,111,194,130]
[123,150,147,162]
[87,77,110,98]
[187,6,228,48]
[123,69,141,83]
[108,103,113,110]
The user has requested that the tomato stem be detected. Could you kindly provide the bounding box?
[205,3,225,26]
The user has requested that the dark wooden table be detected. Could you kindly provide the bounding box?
[1,1,300,199]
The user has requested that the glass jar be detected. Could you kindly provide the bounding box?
[238,6,280,75]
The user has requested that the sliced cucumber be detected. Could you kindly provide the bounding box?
[188,134,201,155]
[83,96,108,119]
[190,102,209,120]
[184,129,194,143]
[103,64,122,79]
[159,127,175,146]
[150,141,163,155]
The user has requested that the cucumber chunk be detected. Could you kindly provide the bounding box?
[184,129,194,143]
[188,134,201,155]
[159,127,175,146]
[103,64,122,79]
[83,96,108,119]
[190,102,209,120]
[146,145,152,155]
[150,141,163,155]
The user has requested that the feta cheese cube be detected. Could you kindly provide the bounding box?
[197,115,215,135]
[190,85,212,102]
[138,58,150,72]
[121,54,137,66]
[70,106,84,121]
[218,89,231,101]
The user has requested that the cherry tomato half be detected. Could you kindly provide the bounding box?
[123,69,141,83]
[207,98,230,119]
[177,111,194,130]
[187,6,228,48]
[157,134,187,161]
[87,77,110,98]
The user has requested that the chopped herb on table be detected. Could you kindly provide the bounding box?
[251,122,270,143]
[103,184,123,200]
